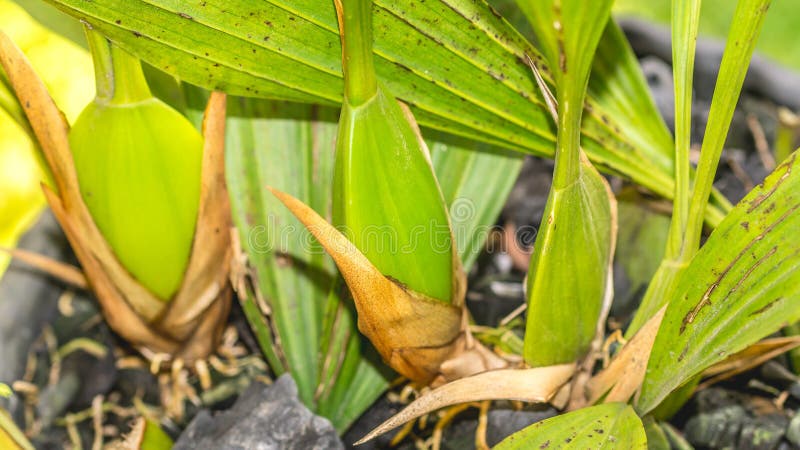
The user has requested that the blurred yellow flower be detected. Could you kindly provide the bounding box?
[0,0,93,275]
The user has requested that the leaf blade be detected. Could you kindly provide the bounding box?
[494,402,647,449]
[429,133,524,271]
[638,151,800,414]
[41,0,730,224]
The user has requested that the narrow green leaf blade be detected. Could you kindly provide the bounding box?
[684,0,771,252]
[669,0,702,258]
[494,403,647,449]
[630,0,770,337]
[638,151,800,414]
[624,0,703,337]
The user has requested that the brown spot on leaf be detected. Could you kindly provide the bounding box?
[748,153,795,213]
[678,345,689,362]
[681,203,797,334]
[749,297,782,316]
[728,246,777,295]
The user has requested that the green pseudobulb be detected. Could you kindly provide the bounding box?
[334,85,453,303]
[69,35,202,301]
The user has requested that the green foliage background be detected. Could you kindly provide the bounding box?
[614,0,800,69]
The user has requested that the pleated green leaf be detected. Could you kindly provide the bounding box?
[494,403,647,449]
[588,21,675,172]
[638,150,800,414]
[519,0,616,367]
[225,97,336,407]
[314,279,392,432]
[41,0,729,225]
[223,96,388,431]
[430,132,524,272]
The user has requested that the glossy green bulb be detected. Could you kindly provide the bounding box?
[333,85,453,303]
[69,34,202,300]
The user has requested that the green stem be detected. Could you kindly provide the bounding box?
[667,0,701,263]
[784,322,800,373]
[627,0,769,338]
[683,0,770,256]
[776,109,799,164]
[84,27,151,105]
[551,88,582,189]
[339,0,378,106]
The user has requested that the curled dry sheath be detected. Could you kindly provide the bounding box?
[269,186,508,386]
[0,32,232,363]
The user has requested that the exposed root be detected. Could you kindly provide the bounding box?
[430,403,471,450]
[475,401,490,450]
[91,395,104,450]
[194,359,212,391]
[358,365,573,445]
[601,329,626,369]
[389,419,416,447]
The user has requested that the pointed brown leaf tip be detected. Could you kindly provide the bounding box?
[355,364,575,445]
[586,306,666,405]
[0,247,88,289]
[267,186,462,383]
[333,0,345,74]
